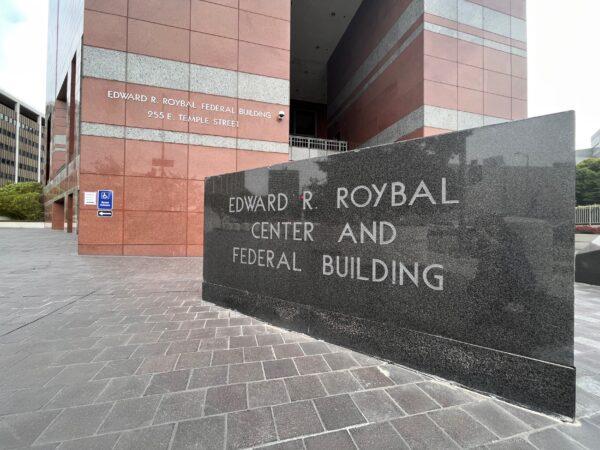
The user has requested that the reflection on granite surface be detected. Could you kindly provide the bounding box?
[203,112,576,417]
[576,236,600,286]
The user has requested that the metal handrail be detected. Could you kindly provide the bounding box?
[289,135,348,152]
[576,205,600,225]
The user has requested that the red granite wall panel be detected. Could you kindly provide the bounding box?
[75,0,292,256]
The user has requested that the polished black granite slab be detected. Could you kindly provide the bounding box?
[203,112,576,417]
[576,237,600,285]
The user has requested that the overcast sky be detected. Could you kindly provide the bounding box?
[0,0,598,148]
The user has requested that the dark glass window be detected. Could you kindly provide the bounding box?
[291,109,316,137]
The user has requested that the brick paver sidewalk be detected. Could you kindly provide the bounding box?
[0,229,599,449]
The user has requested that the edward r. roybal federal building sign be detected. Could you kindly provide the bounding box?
[203,112,576,418]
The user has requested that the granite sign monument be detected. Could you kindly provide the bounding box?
[203,112,576,417]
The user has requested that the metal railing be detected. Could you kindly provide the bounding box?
[576,205,600,225]
[289,135,348,152]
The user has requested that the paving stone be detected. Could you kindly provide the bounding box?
[351,352,382,367]
[273,343,304,359]
[56,433,120,450]
[0,384,62,415]
[179,320,207,330]
[171,415,225,450]
[212,348,244,366]
[313,394,366,430]
[45,380,108,409]
[263,358,299,379]
[144,369,190,395]
[175,351,212,370]
[417,381,478,407]
[204,383,247,415]
[230,317,252,326]
[249,379,290,408]
[229,335,258,348]
[273,400,323,440]
[96,375,151,402]
[94,335,132,348]
[318,370,362,395]
[128,332,162,344]
[350,422,409,449]
[166,340,200,355]
[131,343,170,359]
[94,358,144,379]
[0,410,60,448]
[245,345,276,362]
[557,419,600,449]
[429,408,498,448]
[386,384,441,415]
[99,396,161,432]
[294,355,331,375]
[205,318,229,328]
[188,328,217,340]
[114,423,174,450]
[462,400,531,438]
[243,325,267,335]
[351,366,395,389]
[199,337,228,350]
[304,430,357,450]
[258,439,304,450]
[227,407,278,448]
[322,352,359,370]
[53,348,103,365]
[36,403,113,444]
[351,389,404,422]
[215,326,242,337]
[152,322,178,332]
[159,330,189,342]
[257,334,285,346]
[391,413,460,450]
[496,401,557,429]
[229,362,265,383]
[386,365,425,384]
[93,345,138,362]
[45,362,105,386]
[299,341,331,355]
[136,354,179,374]
[188,365,228,389]
[485,437,537,449]
[284,375,327,401]
[154,389,205,424]
[528,428,584,449]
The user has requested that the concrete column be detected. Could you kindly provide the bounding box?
[37,115,42,182]
[14,103,20,183]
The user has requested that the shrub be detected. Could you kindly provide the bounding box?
[0,182,44,221]
[577,158,600,205]
[576,225,600,234]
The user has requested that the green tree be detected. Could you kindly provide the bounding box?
[0,182,44,221]
[576,158,600,205]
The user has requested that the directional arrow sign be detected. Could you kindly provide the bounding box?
[97,210,113,217]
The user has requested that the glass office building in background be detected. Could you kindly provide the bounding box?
[0,89,45,187]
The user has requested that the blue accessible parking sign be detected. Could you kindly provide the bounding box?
[97,190,113,210]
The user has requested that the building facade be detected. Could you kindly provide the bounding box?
[44,0,527,256]
[0,89,45,187]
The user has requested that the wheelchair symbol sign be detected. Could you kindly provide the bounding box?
[97,190,113,210]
